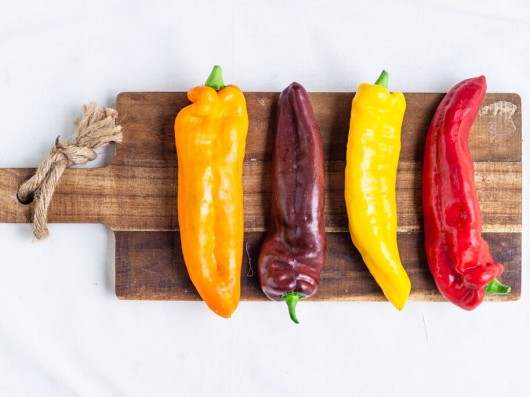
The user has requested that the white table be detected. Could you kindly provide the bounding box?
[1,1,528,395]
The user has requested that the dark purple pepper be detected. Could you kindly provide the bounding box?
[258,82,326,323]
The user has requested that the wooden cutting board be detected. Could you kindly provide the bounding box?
[0,91,522,303]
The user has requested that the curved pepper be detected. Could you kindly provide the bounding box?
[258,82,326,323]
[422,75,510,310]
[344,70,411,310]
[174,65,248,318]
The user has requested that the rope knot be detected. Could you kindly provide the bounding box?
[17,101,123,239]
[52,137,98,166]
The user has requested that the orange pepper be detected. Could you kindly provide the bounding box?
[174,66,249,318]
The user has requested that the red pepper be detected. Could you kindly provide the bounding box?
[258,82,326,323]
[422,76,510,310]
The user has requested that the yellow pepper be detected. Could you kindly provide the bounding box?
[344,70,411,310]
[174,65,248,318]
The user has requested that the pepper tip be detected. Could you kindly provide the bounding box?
[282,292,303,324]
[485,278,511,295]
[205,65,226,91]
[374,70,389,90]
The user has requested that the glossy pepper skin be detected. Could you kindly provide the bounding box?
[344,70,411,310]
[258,82,326,323]
[422,76,510,310]
[174,66,248,318]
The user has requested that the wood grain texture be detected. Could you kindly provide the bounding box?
[115,231,520,301]
[0,91,521,302]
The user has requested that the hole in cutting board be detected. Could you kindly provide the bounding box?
[16,191,34,205]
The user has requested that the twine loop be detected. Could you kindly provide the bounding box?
[17,102,123,239]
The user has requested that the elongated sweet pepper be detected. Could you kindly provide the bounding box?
[258,82,326,323]
[344,70,411,310]
[174,65,248,318]
[422,75,510,310]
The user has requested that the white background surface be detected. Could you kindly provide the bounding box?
[0,1,528,396]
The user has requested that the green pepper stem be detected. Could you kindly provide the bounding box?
[205,65,226,90]
[374,70,389,90]
[485,278,511,294]
[281,292,304,324]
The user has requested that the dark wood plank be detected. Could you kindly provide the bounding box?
[113,92,521,165]
[115,231,520,302]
